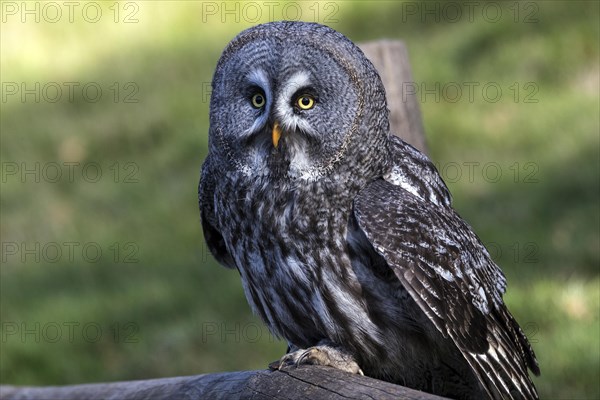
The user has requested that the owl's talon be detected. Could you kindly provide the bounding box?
[271,351,297,370]
[271,341,363,376]
[295,348,314,368]
[268,359,282,371]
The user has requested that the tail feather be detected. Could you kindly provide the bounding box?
[461,306,539,399]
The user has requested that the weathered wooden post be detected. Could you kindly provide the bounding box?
[0,40,445,400]
[360,40,427,153]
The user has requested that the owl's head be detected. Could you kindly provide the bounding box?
[209,21,390,182]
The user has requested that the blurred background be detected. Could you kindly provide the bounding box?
[1,1,598,398]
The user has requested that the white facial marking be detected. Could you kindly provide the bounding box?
[235,68,272,175]
[244,68,271,137]
[274,71,320,178]
[276,71,314,133]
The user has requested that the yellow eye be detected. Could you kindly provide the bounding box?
[296,94,315,110]
[251,93,266,108]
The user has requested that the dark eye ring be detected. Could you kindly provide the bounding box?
[296,94,315,110]
[251,93,266,108]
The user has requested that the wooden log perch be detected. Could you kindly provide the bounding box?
[0,41,437,400]
[1,366,448,400]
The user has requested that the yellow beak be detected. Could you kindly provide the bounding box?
[272,121,282,148]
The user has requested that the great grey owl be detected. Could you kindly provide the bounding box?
[199,21,540,400]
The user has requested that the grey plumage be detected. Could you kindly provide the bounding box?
[199,21,539,400]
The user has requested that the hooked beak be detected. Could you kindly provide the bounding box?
[272,121,282,148]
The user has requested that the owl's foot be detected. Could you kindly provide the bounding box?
[269,341,364,375]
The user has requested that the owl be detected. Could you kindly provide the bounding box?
[199,21,540,400]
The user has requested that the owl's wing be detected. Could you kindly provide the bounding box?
[385,135,452,208]
[353,179,540,400]
[198,158,236,269]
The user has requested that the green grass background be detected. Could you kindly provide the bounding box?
[1,1,598,398]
